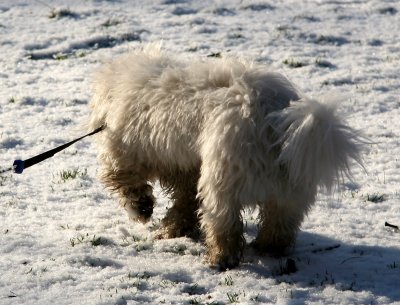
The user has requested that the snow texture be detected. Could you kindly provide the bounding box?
[0,0,399,304]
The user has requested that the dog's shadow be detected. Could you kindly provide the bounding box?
[241,230,400,302]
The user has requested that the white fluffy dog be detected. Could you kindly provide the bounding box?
[89,45,363,270]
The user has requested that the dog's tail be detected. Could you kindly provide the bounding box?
[267,97,365,191]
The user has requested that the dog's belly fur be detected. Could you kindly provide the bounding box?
[89,45,363,270]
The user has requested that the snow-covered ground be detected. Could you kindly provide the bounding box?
[1,0,400,304]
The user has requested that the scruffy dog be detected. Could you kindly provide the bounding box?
[89,45,363,270]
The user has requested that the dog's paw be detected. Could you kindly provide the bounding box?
[212,255,241,271]
[154,225,186,240]
[122,193,154,223]
[136,194,154,221]
[155,224,202,240]
[207,251,241,271]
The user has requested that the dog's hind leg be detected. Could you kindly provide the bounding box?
[157,169,201,239]
[252,200,308,256]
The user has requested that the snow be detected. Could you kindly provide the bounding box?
[1,0,400,304]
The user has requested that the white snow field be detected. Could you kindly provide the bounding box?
[1,0,400,304]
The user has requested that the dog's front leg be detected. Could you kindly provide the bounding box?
[99,157,156,223]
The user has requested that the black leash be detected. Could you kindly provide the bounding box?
[0,125,105,175]
[385,221,399,230]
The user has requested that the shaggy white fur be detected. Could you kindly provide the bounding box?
[89,44,363,270]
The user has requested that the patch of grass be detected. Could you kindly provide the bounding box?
[164,243,187,255]
[133,237,153,252]
[135,239,152,252]
[125,271,151,290]
[183,283,201,295]
[186,46,199,52]
[213,7,235,16]
[227,292,239,303]
[120,231,152,251]
[293,14,320,22]
[75,50,86,58]
[101,18,122,27]
[243,4,275,11]
[53,53,68,60]
[227,33,244,39]
[37,50,86,61]
[346,191,387,203]
[387,261,399,269]
[188,297,201,305]
[283,58,305,68]
[128,271,151,280]
[5,200,17,208]
[57,168,87,183]
[0,174,10,186]
[321,80,330,87]
[70,234,86,247]
[48,8,79,19]
[91,236,103,246]
[159,279,176,288]
[224,275,234,286]
[349,190,359,198]
[207,52,222,58]
[377,7,397,15]
[29,32,142,61]
[366,193,386,203]
[70,233,104,247]
[313,34,349,46]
